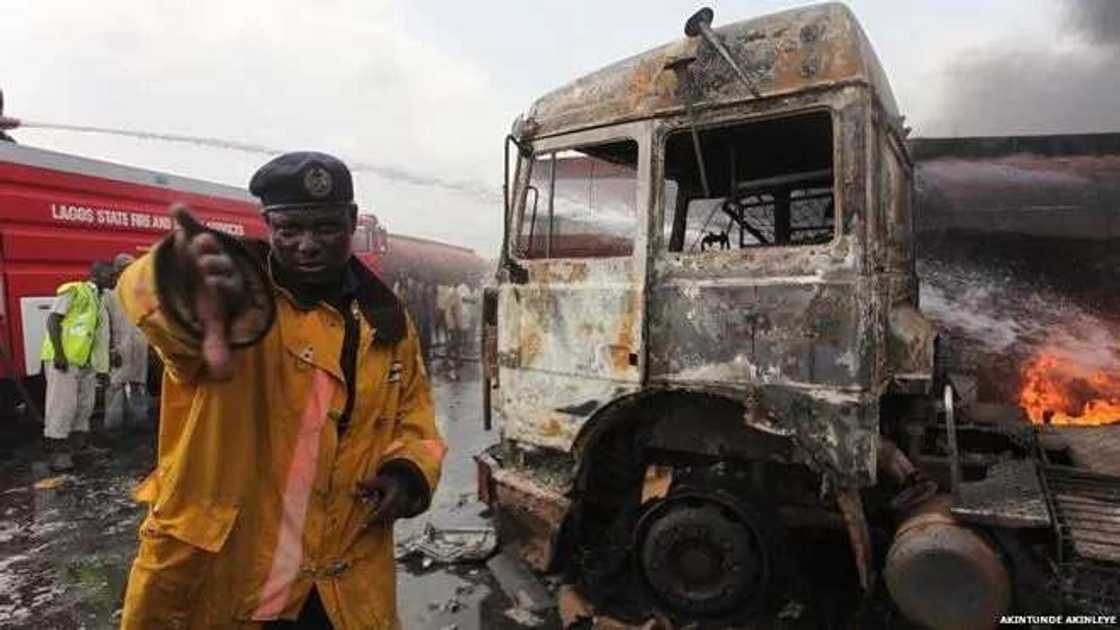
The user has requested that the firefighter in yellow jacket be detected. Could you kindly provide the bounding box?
[117,151,445,629]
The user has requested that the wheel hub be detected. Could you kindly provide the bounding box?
[678,543,719,585]
[639,501,768,616]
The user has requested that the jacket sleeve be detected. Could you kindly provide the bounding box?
[114,239,206,383]
[378,316,445,517]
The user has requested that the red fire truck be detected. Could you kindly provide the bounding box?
[0,141,387,418]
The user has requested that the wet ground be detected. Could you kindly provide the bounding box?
[0,362,561,629]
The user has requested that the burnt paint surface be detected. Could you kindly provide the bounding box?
[495,123,650,453]
[496,7,926,487]
[524,2,899,140]
[647,272,866,389]
[497,262,644,450]
[642,90,901,483]
[497,96,925,484]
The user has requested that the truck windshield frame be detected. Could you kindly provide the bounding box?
[658,107,841,254]
[510,126,645,261]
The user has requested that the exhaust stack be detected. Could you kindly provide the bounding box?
[684,7,762,97]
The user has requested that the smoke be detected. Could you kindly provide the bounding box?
[919,256,1120,400]
[1065,0,1120,48]
[926,1,1120,136]
[17,121,501,203]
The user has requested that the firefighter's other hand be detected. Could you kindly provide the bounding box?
[97,372,110,389]
[53,355,68,372]
[172,205,243,380]
[356,470,415,527]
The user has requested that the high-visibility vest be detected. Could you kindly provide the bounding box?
[41,281,100,367]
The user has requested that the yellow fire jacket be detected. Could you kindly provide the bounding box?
[116,240,444,629]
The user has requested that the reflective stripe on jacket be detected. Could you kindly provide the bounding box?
[117,239,444,629]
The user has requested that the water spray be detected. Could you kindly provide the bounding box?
[0,96,499,202]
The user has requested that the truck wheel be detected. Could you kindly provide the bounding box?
[638,499,779,618]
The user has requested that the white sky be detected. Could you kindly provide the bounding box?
[0,1,1102,254]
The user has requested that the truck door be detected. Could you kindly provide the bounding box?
[496,122,651,450]
[648,109,868,401]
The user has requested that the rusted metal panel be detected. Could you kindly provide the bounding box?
[522,3,899,140]
[490,463,571,572]
[493,1,922,497]
[636,89,887,483]
[836,486,874,592]
[887,304,936,392]
[496,260,645,449]
[481,324,498,380]
[647,276,868,389]
[643,270,882,483]
[495,122,652,452]
[640,464,673,503]
[496,94,902,482]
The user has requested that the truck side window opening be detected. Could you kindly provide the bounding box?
[663,111,835,252]
[517,139,638,259]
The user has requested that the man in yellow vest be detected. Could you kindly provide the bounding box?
[117,151,445,628]
[41,261,114,472]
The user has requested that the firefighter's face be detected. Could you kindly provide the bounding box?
[267,206,356,284]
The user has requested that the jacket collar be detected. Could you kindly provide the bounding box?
[246,240,406,346]
[346,256,406,346]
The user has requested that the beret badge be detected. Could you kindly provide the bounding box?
[303,166,333,198]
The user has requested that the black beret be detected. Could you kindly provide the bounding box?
[249,151,355,213]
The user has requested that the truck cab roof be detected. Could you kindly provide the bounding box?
[520,2,899,139]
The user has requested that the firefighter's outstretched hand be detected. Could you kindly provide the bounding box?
[172,205,244,380]
[356,469,416,527]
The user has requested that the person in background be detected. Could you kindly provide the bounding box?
[425,280,439,347]
[458,281,478,357]
[413,277,433,369]
[40,261,114,472]
[465,282,482,357]
[445,282,466,380]
[435,283,451,349]
[103,253,149,429]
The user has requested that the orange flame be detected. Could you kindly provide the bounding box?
[1019,353,1120,426]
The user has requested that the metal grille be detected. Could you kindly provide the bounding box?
[952,459,1049,528]
[1041,465,1120,611]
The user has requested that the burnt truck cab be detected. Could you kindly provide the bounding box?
[478,4,1017,626]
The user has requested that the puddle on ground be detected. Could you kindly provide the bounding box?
[0,367,557,629]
